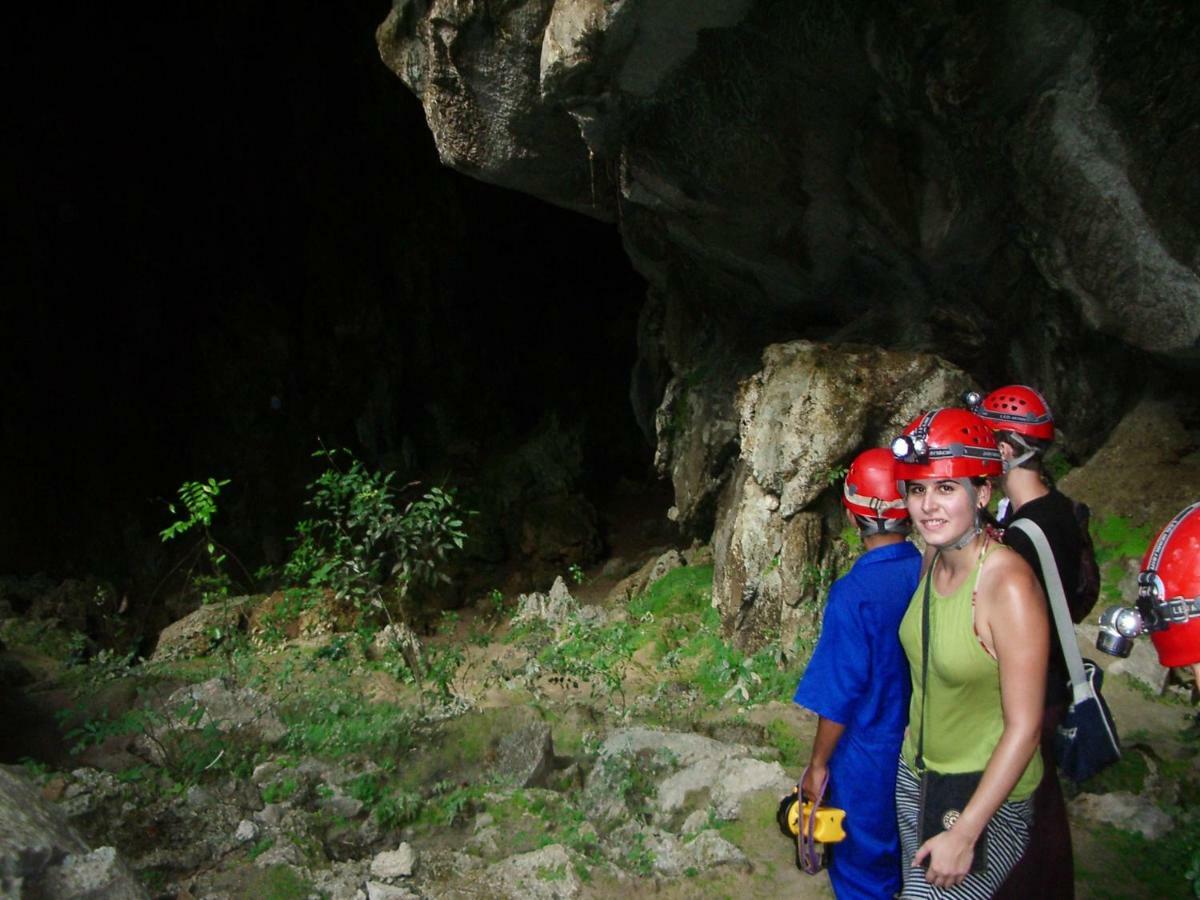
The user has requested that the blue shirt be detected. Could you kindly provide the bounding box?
[794,541,921,741]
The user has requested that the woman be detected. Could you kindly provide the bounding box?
[890,408,1049,897]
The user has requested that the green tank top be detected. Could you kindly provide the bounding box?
[899,545,1043,801]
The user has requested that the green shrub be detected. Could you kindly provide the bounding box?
[281,447,469,629]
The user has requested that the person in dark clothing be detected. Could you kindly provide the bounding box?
[972,385,1084,899]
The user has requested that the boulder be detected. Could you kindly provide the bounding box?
[1069,790,1173,840]
[713,341,974,650]
[482,843,581,899]
[493,721,555,788]
[584,727,789,828]
[370,842,416,878]
[0,766,147,899]
[150,596,255,661]
[606,549,684,603]
[139,677,286,764]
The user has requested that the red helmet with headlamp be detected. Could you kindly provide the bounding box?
[964,385,1055,442]
[890,408,1003,484]
[1136,502,1200,668]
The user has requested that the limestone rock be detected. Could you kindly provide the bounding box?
[144,678,287,755]
[370,842,416,878]
[367,882,418,900]
[377,2,1193,518]
[585,727,785,828]
[1069,790,1173,840]
[494,721,555,788]
[714,342,974,650]
[513,577,578,628]
[484,843,581,899]
[150,596,254,661]
[606,548,685,603]
[0,766,147,899]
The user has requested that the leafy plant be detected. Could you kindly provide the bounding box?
[823,464,849,486]
[282,447,470,636]
[158,476,250,669]
[262,776,300,804]
[623,829,656,877]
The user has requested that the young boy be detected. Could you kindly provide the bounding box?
[793,448,921,899]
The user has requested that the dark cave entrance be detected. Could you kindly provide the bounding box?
[9,1,666,600]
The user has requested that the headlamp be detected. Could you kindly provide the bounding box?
[962,390,983,411]
[891,434,928,463]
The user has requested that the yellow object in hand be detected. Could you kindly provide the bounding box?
[784,792,847,844]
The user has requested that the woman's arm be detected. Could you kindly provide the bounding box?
[913,553,1049,889]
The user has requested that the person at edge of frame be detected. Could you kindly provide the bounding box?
[970,385,1087,900]
[891,407,1049,898]
[793,447,923,899]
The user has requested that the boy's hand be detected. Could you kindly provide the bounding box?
[801,763,828,802]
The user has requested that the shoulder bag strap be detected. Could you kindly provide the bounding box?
[915,553,938,775]
[1007,518,1089,703]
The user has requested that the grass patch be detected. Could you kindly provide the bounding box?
[764,718,805,769]
[1078,819,1200,899]
[245,863,313,899]
[1069,747,1149,797]
[629,565,714,619]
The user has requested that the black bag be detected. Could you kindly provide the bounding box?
[1055,658,1121,782]
[1008,520,1122,782]
[918,770,989,873]
[914,561,990,874]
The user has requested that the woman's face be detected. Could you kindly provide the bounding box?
[904,478,990,547]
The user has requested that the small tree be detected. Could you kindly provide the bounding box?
[159,477,246,665]
[283,447,469,655]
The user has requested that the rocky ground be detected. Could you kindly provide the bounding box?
[1,532,1197,899]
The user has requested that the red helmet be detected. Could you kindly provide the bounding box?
[1138,501,1200,668]
[968,385,1055,442]
[843,448,909,528]
[891,408,1002,483]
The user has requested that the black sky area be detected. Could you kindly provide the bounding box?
[9,3,648,580]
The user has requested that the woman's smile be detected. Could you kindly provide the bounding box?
[904,478,983,546]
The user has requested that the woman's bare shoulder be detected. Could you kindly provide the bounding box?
[979,544,1042,606]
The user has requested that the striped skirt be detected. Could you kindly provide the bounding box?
[895,757,1034,899]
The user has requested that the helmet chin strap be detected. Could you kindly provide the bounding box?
[1001,433,1038,474]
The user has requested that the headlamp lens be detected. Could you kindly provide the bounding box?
[1115,607,1144,638]
[963,391,982,410]
[891,436,911,461]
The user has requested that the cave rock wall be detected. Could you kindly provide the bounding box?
[711,341,973,650]
[378,0,1200,641]
[378,0,1199,355]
